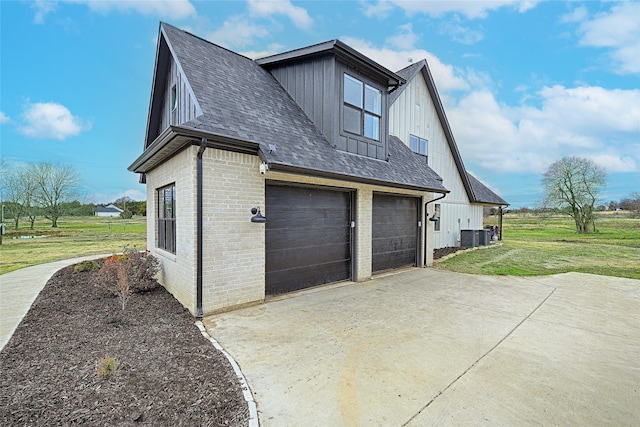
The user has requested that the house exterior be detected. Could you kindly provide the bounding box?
[94,204,123,217]
[388,60,508,250]
[129,23,506,316]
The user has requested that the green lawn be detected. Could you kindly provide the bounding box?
[0,216,147,274]
[436,212,640,279]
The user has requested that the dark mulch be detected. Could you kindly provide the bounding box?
[433,246,463,259]
[0,262,249,426]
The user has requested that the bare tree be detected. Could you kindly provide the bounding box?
[30,163,81,228]
[542,156,607,233]
[1,164,37,229]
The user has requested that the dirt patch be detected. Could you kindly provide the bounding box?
[0,262,249,426]
[434,246,463,259]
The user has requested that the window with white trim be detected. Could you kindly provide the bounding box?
[343,73,381,141]
[434,203,441,232]
[157,184,176,253]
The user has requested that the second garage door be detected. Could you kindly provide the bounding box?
[372,194,419,273]
[265,185,353,296]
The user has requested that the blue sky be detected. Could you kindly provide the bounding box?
[1,0,638,207]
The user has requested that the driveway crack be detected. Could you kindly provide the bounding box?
[401,287,557,426]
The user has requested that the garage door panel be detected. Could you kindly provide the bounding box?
[266,185,352,296]
[372,194,418,273]
[266,261,350,295]
[266,242,350,272]
[267,229,351,251]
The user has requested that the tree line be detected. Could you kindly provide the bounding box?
[1,161,146,231]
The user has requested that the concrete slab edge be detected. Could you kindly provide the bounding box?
[195,321,259,427]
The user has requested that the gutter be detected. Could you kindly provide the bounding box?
[196,138,207,319]
[424,192,448,266]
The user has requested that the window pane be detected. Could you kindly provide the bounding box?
[364,113,380,141]
[410,135,419,152]
[420,138,428,155]
[365,84,381,115]
[344,74,363,107]
[434,204,441,231]
[344,105,361,135]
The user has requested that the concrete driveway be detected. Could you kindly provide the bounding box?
[204,269,640,426]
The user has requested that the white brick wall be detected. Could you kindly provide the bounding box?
[145,147,197,313]
[145,147,438,316]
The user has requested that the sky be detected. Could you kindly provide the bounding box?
[1,0,639,208]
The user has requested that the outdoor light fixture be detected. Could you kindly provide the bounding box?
[250,207,266,223]
[429,213,439,222]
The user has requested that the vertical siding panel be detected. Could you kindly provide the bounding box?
[304,62,314,115]
[313,59,323,130]
[323,57,335,143]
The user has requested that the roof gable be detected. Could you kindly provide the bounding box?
[391,60,506,205]
[131,23,448,193]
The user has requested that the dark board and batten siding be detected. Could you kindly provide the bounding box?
[268,56,388,161]
[265,185,353,296]
[372,194,419,272]
[158,56,201,135]
[269,56,335,144]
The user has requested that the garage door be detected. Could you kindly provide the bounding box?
[266,185,352,296]
[372,194,419,272]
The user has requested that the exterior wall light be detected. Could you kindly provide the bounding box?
[429,213,439,222]
[251,207,266,223]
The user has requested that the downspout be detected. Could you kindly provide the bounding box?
[196,138,207,319]
[424,192,447,266]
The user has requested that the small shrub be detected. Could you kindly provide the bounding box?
[96,356,117,379]
[73,260,98,273]
[91,248,161,310]
[121,246,161,293]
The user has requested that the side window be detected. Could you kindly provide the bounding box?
[171,84,177,111]
[434,203,441,232]
[410,134,428,160]
[343,73,382,141]
[157,184,176,253]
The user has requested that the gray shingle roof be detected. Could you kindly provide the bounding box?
[158,23,447,193]
[467,174,508,205]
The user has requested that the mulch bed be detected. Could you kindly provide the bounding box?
[0,261,249,426]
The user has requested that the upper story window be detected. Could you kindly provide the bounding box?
[410,134,428,158]
[171,84,177,111]
[343,73,381,141]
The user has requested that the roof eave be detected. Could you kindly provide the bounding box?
[128,125,262,174]
[257,39,405,87]
[268,162,449,194]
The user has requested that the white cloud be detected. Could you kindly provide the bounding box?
[341,36,469,92]
[0,111,10,124]
[248,0,312,29]
[32,0,196,22]
[18,102,92,140]
[560,6,588,24]
[439,18,484,45]
[573,2,640,74]
[32,0,57,24]
[447,86,640,174]
[206,15,270,49]
[362,0,539,20]
[385,23,418,50]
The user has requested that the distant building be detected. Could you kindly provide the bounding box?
[93,204,123,217]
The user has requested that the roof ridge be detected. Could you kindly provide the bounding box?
[160,21,255,63]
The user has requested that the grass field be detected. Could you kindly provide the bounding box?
[436,212,640,279]
[0,216,147,275]
[2,212,639,279]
